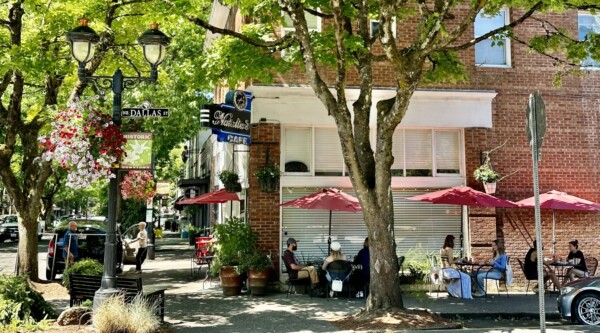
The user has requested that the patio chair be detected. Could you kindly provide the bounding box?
[325,260,351,299]
[427,255,446,297]
[586,257,598,277]
[398,256,405,274]
[516,258,536,295]
[281,256,312,298]
[480,256,510,297]
[190,237,213,279]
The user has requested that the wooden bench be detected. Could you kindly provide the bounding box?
[69,274,166,321]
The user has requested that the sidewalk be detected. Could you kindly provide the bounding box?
[51,236,584,332]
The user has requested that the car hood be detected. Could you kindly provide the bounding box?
[0,222,18,227]
[563,277,600,289]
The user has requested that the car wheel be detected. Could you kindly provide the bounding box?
[46,268,56,281]
[574,292,600,325]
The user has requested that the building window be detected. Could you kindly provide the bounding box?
[405,129,433,177]
[283,127,312,173]
[578,12,600,68]
[434,130,460,175]
[314,128,344,176]
[282,13,321,35]
[370,19,397,38]
[391,130,404,176]
[474,8,511,67]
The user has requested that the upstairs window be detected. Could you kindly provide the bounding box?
[578,12,600,69]
[434,131,460,175]
[282,13,321,35]
[284,127,312,173]
[474,8,511,67]
[370,19,397,38]
[314,128,344,176]
[405,129,433,177]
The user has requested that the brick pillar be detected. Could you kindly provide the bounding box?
[248,123,281,278]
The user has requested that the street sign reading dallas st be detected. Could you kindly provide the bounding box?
[122,102,169,117]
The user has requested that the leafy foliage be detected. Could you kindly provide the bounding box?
[210,216,257,275]
[120,171,156,203]
[474,163,501,183]
[0,275,56,326]
[62,259,103,289]
[254,164,282,181]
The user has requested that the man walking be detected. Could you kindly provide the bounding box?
[62,221,78,266]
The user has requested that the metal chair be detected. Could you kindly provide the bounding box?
[586,257,598,277]
[325,260,351,299]
[481,256,510,297]
[516,258,536,295]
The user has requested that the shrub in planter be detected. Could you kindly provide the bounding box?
[0,274,56,326]
[242,252,272,296]
[186,224,201,245]
[62,259,103,289]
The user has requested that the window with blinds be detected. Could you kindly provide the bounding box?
[391,130,404,176]
[314,128,343,176]
[405,129,432,176]
[435,131,460,174]
[284,127,312,173]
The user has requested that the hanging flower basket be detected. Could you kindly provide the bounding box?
[483,182,497,194]
[254,164,281,193]
[219,170,242,193]
[121,171,156,203]
[39,96,126,189]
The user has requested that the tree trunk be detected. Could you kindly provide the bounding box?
[16,213,40,279]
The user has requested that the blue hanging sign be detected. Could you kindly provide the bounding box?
[212,129,251,146]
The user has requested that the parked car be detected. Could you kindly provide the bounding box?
[0,215,44,242]
[45,219,128,280]
[558,277,600,325]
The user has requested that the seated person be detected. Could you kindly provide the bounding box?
[352,237,369,296]
[475,239,507,297]
[322,241,348,282]
[282,238,319,289]
[440,235,472,299]
[524,240,561,290]
[565,239,588,284]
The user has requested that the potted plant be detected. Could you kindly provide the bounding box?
[210,216,257,296]
[218,170,242,193]
[474,163,501,194]
[254,164,282,193]
[241,252,272,296]
[186,224,201,245]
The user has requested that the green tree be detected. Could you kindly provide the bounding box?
[180,0,600,311]
[0,1,209,280]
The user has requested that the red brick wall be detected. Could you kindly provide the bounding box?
[248,124,282,278]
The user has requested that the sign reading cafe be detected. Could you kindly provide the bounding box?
[200,90,253,146]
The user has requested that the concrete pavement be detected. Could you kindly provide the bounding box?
[48,234,591,332]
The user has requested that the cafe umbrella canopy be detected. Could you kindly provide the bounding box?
[177,189,240,205]
[406,185,518,208]
[515,190,600,254]
[280,188,362,254]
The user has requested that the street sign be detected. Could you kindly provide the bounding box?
[121,132,153,170]
[526,91,546,161]
[122,107,169,117]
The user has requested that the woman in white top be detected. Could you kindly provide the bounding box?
[440,235,473,299]
[322,242,348,282]
[128,222,148,273]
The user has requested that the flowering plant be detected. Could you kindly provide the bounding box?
[39,97,126,189]
[254,164,281,181]
[121,171,156,203]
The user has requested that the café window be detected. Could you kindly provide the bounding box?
[405,129,433,177]
[314,128,344,176]
[434,130,460,175]
[474,8,511,67]
[284,127,312,173]
[391,130,404,176]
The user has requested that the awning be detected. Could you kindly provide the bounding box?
[249,85,496,128]
[177,189,240,205]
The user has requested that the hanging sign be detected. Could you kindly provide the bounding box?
[122,101,170,118]
[121,132,153,169]
[200,90,253,146]
[156,181,171,196]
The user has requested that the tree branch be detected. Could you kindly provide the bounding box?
[512,35,578,67]
[188,16,296,48]
[443,2,543,52]
[304,8,333,19]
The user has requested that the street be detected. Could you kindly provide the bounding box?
[0,235,51,280]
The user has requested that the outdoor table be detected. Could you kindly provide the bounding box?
[550,261,575,284]
[455,262,493,294]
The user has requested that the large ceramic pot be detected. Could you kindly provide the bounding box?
[220,266,243,296]
[248,269,270,295]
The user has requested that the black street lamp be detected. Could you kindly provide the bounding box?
[66,18,169,308]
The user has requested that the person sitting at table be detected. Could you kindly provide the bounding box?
[322,241,349,282]
[283,238,320,289]
[524,240,561,291]
[352,237,369,297]
[474,239,508,297]
[565,239,588,284]
[440,235,472,299]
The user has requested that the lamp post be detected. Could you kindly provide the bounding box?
[66,18,169,308]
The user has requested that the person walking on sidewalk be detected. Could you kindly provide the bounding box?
[128,222,148,273]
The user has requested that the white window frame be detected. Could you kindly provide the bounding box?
[474,7,512,68]
[282,126,464,178]
[370,18,397,38]
[578,11,600,70]
[281,12,322,35]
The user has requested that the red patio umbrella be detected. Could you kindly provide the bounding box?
[177,189,240,205]
[280,188,362,253]
[406,185,518,208]
[515,190,600,253]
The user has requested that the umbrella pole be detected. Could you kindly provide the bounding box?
[328,210,332,255]
[551,210,556,255]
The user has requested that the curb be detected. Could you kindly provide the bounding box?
[435,311,562,320]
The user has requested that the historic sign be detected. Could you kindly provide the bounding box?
[121,132,153,169]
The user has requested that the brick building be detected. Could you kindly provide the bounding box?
[185,4,600,285]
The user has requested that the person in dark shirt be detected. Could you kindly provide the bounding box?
[524,240,560,290]
[282,238,319,287]
[565,239,588,284]
[62,221,78,265]
[354,237,370,283]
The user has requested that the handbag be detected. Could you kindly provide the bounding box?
[332,279,343,292]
